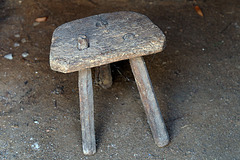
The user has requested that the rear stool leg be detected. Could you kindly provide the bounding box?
[95,64,112,89]
[129,57,169,147]
[78,68,96,155]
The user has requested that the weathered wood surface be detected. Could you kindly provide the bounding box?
[78,69,96,155]
[94,64,112,89]
[129,57,169,147]
[50,11,165,73]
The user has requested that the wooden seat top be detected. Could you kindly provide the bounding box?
[50,11,165,73]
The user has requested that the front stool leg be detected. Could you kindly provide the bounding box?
[78,68,96,155]
[129,57,169,147]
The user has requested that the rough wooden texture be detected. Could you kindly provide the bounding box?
[78,69,96,155]
[129,57,169,147]
[50,11,165,73]
[94,64,112,89]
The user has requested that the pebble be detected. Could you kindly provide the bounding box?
[4,54,13,60]
[22,52,29,58]
[34,120,39,124]
[21,38,27,43]
[33,22,40,26]
[14,34,20,38]
[31,142,40,150]
[14,43,20,47]
[234,22,240,29]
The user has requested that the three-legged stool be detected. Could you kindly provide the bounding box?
[50,11,169,155]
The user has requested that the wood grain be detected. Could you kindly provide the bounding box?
[78,68,96,155]
[129,57,169,147]
[50,11,165,73]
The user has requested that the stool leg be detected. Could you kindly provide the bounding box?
[95,64,112,89]
[78,68,96,155]
[129,57,169,147]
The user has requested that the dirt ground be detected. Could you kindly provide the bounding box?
[0,0,239,159]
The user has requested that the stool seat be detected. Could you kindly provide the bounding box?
[50,11,165,73]
[49,11,169,155]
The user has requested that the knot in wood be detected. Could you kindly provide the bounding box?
[96,21,108,28]
[96,16,108,28]
[123,33,135,41]
[77,35,89,51]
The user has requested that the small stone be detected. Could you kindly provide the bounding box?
[31,142,40,150]
[14,34,20,38]
[33,22,40,26]
[14,43,20,47]
[4,54,13,60]
[234,22,240,29]
[21,38,27,43]
[22,52,29,58]
[34,120,39,124]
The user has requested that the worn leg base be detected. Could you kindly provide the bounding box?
[94,64,112,89]
[78,68,96,155]
[129,57,169,147]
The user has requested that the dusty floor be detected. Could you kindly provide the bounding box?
[0,0,240,159]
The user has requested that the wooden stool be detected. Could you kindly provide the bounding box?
[50,11,169,155]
